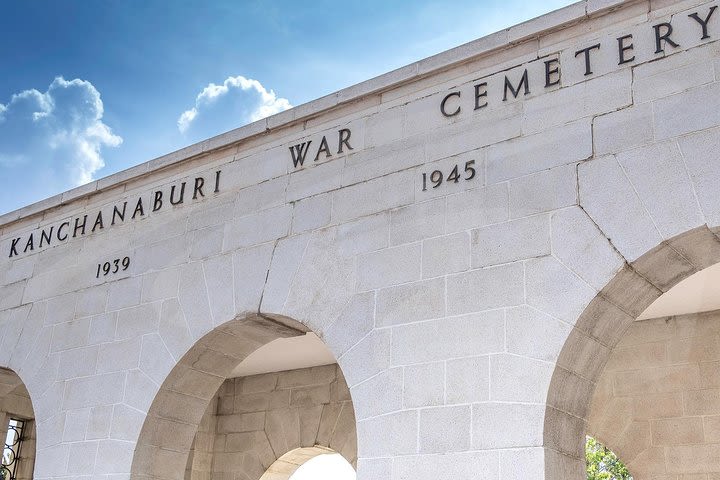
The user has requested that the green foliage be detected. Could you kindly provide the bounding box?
[586,436,633,480]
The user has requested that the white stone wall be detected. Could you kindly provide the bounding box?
[0,0,719,478]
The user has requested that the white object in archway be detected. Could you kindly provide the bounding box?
[289,452,356,480]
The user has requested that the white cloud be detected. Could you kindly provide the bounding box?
[177,75,291,136]
[0,76,122,187]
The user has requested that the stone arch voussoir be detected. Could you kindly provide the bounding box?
[544,225,720,478]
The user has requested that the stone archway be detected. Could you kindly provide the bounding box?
[544,225,720,478]
[0,367,36,480]
[259,446,354,480]
[130,313,357,480]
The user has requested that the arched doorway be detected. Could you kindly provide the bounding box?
[0,368,35,480]
[130,313,357,480]
[259,446,355,480]
[545,226,720,478]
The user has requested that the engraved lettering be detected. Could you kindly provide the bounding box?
[503,69,530,101]
[689,6,718,40]
[289,141,312,168]
[575,44,601,76]
[440,91,461,117]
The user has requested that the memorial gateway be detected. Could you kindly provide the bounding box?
[4,0,720,477]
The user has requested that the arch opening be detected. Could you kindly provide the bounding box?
[0,368,35,480]
[259,446,355,480]
[545,226,720,479]
[585,436,633,480]
[130,313,357,480]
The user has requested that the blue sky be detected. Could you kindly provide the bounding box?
[0,0,574,215]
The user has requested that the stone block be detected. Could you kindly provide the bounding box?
[62,372,126,410]
[669,226,720,270]
[579,154,663,262]
[390,198,445,246]
[357,410,417,457]
[63,409,91,442]
[141,268,180,303]
[602,264,663,318]
[158,298,193,361]
[594,103,655,156]
[665,444,720,474]
[287,159,343,202]
[138,333,176,385]
[203,253,235,326]
[526,256,597,325]
[419,405,471,453]
[335,213,389,257]
[489,354,554,403]
[616,365,701,397]
[106,276,143,312]
[422,231,470,278]
[604,341,667,372]
[487,120,591,184]
[391,310,504,365]
[109,403,146,441]
[350,367,403,419]
[216,412,265,434]
[618,141,705,239]
[332,169,415,224]
[222,205,292,252]
[277,364,337,388]
[233,243,274,313]
[376,277,445,327]
[551,207,625,291]
[508,165,577,219]
[403,362,445,408]
[506,306,571,362]
[653,81,720,141]
[66,441,97,475]
[471,214,550,268]
[685,389,720,416]
[544,406,586,458]
[133,233,190,275]
[523,70,632,134]
[339,329,391,387]
[57,345,99,380]
[445,356,489,404]
[632,392,684,420]
[291,193,332,234]
[445,183,509,233]
[633,35,717,104]
[189,225,224,260]
[652,417,704,446]
[290,384,331,408]
[87,405,113,440]
[178,262,213,338]
[94,439,135,474]
[344,139,426,186]
[472,403,544,449]
[75,284,108,318]
[677,127,720,228]
[321,292,375,358]
[668,334,720,363]
[116,302,161,340]
[51,318,91,353]
[356,243,421,291]
[500,447,544,480]
[392,451,499,480]
[446,263,524,315]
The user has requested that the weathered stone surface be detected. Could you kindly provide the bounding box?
[2,1,720,479]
